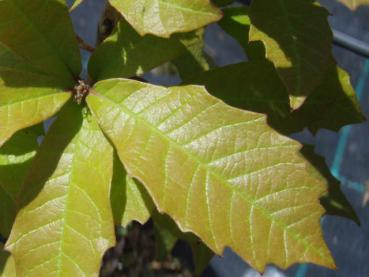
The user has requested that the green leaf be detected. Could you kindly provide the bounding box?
[218,7,250,53]
[0,125,42,238]
[290,66,365,133]
[152,212,214,274]
[172,29,211,81]
[0,243,15,277]
[0,36,71,147]
[0,0,81,85]
[191,240,213,275]
[89,15,202,81]
[111,153,154,227]
[108,0,222,38]
[299,146,360,224]
[87,78,335,271]
[339,0,369,9]
[249,0,334,109]
[187,63,360,224]
[186,61,291,119]
[6,103,115,276]
[188,61,364,134]
[0,83,70,147]
[153,215,179,260]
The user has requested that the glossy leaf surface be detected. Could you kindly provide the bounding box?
[108,0,222,37]
[249,0,333,109]
[87,78,334,271]
[6,104,115,276]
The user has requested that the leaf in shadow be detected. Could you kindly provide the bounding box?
[249,0,334,109]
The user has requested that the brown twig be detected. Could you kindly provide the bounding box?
[76,35,95,52]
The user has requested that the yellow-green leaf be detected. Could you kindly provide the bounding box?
[339,0,369,9]
[0,0,81,85]
[0,125,42,238]
[111,154,154,227]
[90,14,202,81]
[0,42,71,147]
[87,78,335,271]
[249,0,334,109]
[6,103,115,276]
[108,0,222,38]
[69,0,84,11]
[0,87,70,147]
[172,29,211,81]
[0,243,15,277]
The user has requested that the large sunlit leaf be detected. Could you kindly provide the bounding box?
[87,78,335,271]
[249,0,334,109]
[0,0,81,85]
[108,0,222,37]
[111,154,154,227]
[89,15,201,81]
[6,103,115,276]
[0,243,15,277]
[188,62,360,224]
[0,125,42,238]
[339,0,369,9]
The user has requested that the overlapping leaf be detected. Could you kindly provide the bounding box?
[0,0,81,85]
[290,66,365,133]
[87,78,335,271]
[0,0,81,147]
[172,29,211,81]
[249,0,334,109]
[6,104,115,276]
[218,6,250,53]
[89,15,203,81]
[0,125,42,238]
[111,154,154,227]
[0,243,15,277]
[339,0,369,9]
[108,0,222,37]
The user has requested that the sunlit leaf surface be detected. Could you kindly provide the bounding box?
[87,78,335,271]
[108,0,222,37]
[6,104,115,276]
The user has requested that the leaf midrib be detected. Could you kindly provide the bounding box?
[90,89,329,261]
[56,132,85,276]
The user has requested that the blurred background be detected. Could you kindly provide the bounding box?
[68,0,369,276]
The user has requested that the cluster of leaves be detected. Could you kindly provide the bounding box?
[0,0,368,276]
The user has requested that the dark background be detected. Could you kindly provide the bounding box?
[68,1,369,276]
